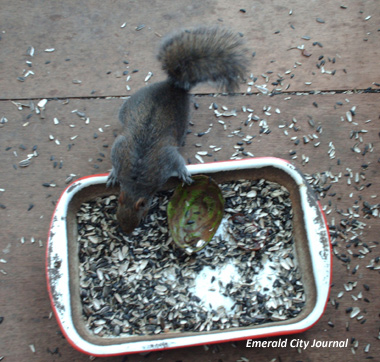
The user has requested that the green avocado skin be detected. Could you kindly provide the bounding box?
[167,175,225,251]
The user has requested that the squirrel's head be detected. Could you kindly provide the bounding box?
[116,191,151,234]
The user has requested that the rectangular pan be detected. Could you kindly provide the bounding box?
[46,157,331,356]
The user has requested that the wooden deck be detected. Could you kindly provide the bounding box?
[0,1,379,361]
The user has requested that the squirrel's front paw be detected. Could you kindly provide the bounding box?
[106,168,118,188]
[178,168,193,185]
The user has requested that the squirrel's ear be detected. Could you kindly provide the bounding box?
[134,197,147,211]
[119,191,126,204]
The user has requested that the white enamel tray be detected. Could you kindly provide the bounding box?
[46,157,331,357]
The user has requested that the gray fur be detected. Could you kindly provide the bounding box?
[108,26,247,233]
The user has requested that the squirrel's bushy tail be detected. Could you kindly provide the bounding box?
[157,26,247,92]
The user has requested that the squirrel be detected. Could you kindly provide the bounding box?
[107,26,248,233]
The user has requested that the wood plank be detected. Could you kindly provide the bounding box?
[0,92,379,361]
[0,0,379,100]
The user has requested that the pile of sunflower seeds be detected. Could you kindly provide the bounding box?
[77,179,304,337]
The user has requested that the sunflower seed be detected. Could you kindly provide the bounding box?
[135,24,145,31]
[19,158,31,167]
[77,179,302,337]
[350,307,360,319]
[195,154,204,163]
[144,72,153,82]
[37,99,47,108]
[27,46,35,57]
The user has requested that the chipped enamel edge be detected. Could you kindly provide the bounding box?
[46,157,331,356]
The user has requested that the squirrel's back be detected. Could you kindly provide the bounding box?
[109,26,247,233]
[157,26,247,92]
